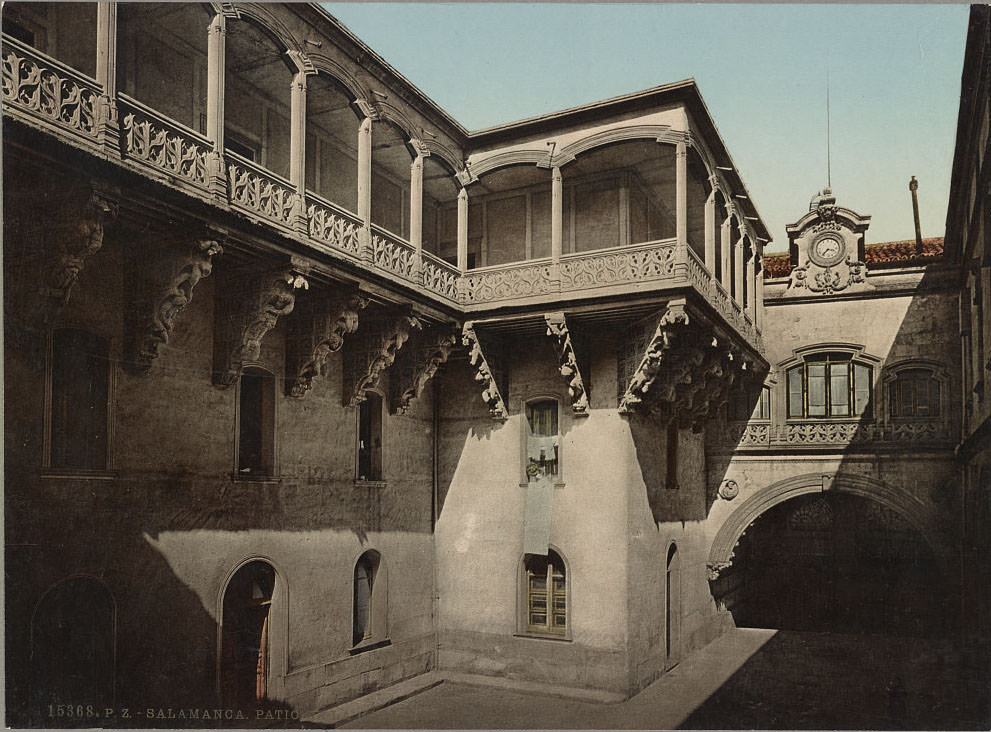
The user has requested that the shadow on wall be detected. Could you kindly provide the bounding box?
[704,258,963,641]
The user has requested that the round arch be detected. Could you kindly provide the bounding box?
[708,472,946,574]
[211,2,310,70]
[307,53,370,104]
[215,555,289,706]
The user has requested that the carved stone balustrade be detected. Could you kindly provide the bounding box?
[708,419,956,452]
[2,40,766,358]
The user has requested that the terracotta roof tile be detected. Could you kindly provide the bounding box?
[762,237,944,278]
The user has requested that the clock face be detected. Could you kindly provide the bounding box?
[816,237,841,259]
[809,234,846,265]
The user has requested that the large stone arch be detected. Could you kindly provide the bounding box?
[707,472,947,578]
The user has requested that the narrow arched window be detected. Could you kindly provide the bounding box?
[49,328,110,471]
[238,368,275,477]
[523,550,567,636]
[352,551,388,650]
[888,368,941,418]
[357,392,383,481]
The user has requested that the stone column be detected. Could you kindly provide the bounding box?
[720,208,732,292]
[745,242,756,320]
[734,231,745,306]
[95,3,119,153]
[289,71,307,233]
[551,166,563,264]
[704,184,717,274]
[357,116,373,260]
[206,12,227,195]
[457,187,468,273]
[756,249,765,331]
[676,139,688,252]
[410,151,424,272]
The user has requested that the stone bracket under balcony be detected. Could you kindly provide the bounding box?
[39,181,119,319]
[212,260,311,387]
[286,290,369,398]
[125,227,226,374]
[462,322,509,421]
[545,312,589,417]
[389,324,461,414]
[618,299,763,430]
[343,310,423,408]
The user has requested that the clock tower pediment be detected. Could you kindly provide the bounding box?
[784,188,872,296]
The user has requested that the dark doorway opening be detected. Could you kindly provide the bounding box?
[31,577,115,726]
[221,561,276,708]
[716,493,948,637]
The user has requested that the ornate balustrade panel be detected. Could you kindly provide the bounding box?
[120,99,210,189]
[461,260,557,305]
[2,39,98,141]
[683,247,764,349]
[372,228,418,282]
[227,156,296,228]
[421,252,459,302]
[711,419,955,450]
[559,240,677,290]
[306,195,361,259]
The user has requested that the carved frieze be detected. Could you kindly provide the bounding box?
[390,325,460,414]
[544,313,589,416]
[463,322,508,421]
[344,312,422,407]
[42,184,119,310]
[788,256,867,295]
[214,265,309,387]
[286,292,369,397]
[127,235,224,373]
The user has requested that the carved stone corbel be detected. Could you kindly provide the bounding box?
[545,313,589,416]
[345,313,422,407]
[41,183,119,309]
[390,325,459,414]
[214,266,309,387]
[129,235,225,373]
[286,293,369,397]
[618,302,690,414]
[463,322,508,421]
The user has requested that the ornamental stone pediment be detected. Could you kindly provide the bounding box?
[785,189,873,297]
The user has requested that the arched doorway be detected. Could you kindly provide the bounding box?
[665,543,681,668]
[718,492,947,637]
[220,561,276,708]
[31,577,115,725]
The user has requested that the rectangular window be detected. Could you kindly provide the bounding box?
[666,420,679,490]
[788,367,804,418]
[807,362,827,416]
[829,361,850,416]
[525,400,559,479]
[853,364,872,415]
[753,386,771,420]
[357,393,383,481]
[238,368,275,476]
[50,329,110,470]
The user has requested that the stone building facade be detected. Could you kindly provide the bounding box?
[1,2,984,727]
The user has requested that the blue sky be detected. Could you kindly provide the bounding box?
[323,3,969,251]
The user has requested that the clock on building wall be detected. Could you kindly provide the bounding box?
[808,233,847,267]
[783,188,873,296]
